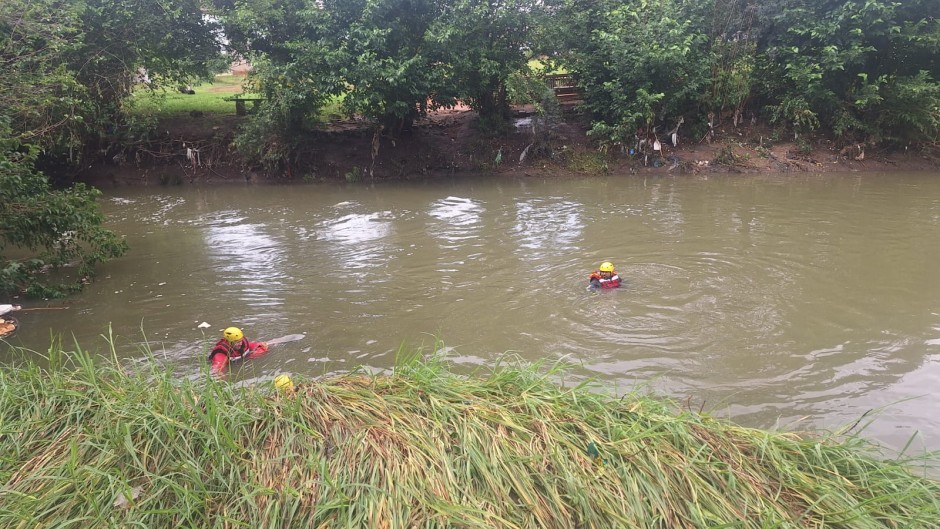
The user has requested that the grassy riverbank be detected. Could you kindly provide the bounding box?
[1,346,938,528]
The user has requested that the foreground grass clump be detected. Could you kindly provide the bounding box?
[1,349,938,528]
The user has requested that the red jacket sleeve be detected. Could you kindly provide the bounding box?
[246,341,268,358]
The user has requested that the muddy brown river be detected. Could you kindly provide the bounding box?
[3,172,940,456]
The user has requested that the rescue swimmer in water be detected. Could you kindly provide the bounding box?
[588,261,622,290]
[208,326,268,374]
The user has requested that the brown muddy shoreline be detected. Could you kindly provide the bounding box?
[79,104,940,188]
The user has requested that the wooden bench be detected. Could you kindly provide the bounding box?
[224,96,264,115]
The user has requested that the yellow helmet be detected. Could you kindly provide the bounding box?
[599,262,615,273]
[274,374,294,392]
[223,327,244,343]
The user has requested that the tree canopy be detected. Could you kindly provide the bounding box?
[3,0,223,164]
[211,0,938,157]
[3,0,937,160]
[756,0,940,145]
[216,0,541,139]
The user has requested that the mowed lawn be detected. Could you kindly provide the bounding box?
[129,74,345,125]
[129,74,249,119]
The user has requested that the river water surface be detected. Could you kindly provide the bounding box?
[4,172,940,455]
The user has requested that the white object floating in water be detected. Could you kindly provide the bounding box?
[0,304,21,316]
[197,322,211,329]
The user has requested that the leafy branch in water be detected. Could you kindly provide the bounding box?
[0,126,127,298]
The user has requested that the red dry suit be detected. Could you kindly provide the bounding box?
[589,271,622,289]
[209,337,268,373]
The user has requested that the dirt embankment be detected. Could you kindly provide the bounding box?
[80,103,940,187]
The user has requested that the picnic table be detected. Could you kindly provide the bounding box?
[224,95,264,115]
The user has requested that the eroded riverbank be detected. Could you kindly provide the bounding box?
[78,104,940,187]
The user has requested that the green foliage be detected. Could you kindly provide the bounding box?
[220,0,445,138]
[795,137,813,156]
[505,72,543,107]
[586,88,664,147]
[1,3,129,297]
[344,166,365,182]
[214,0,353,166]
[714,144,749,166]
[0,123,128,298]
[2,0,223,169]
[337,0,442,133]
[546,0,714,145]
[507,74,564,162]
[874,71,940,145]
[232,104,297,172]
[0,0,86,158]
[6,0,940,178]
[428,0,538,125]
[563,150,609,175]
[71,0,222,105]
[768,95,820,135]
[541,0,939,149]
[702,32,757,119]
[213,0,344,167]
[756,0,940,144]
[216,0,539,148]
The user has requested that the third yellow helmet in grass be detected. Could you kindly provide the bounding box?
[274,374,295,392]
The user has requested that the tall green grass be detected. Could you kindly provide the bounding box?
[1,342,937,528]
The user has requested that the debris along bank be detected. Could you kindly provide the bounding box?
[80,103,940,186]
[0,304,19,338]
[2,346,938,528]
